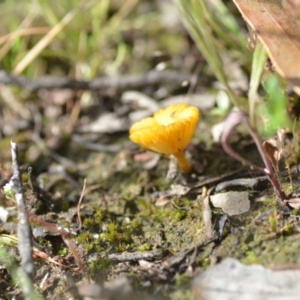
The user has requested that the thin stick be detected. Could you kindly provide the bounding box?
[75,179,87,232]
[10,142,34,279]
[0,70,193,92]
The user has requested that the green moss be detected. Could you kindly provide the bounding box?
[76,231,97,252]
[35,237,52,250]
[106,222,120,242]
[241,243,249,252]
[51,277,68,298]
[131,218,142,229]
[281,224,294,236]
[83,217,97,229]
[291,209,299,216]
[122,227,134,243]
[153,207,172,222]
[199,257,211,267]
[97,221,135,252]
[175,273,190,286]
[76,231,94,244]
[94,209,103,223]
[122,183,142,200]
[57,246,68,256]
[115,243,128,252]
[89,257,111,275]
[138,243,151,251]
[281,182,294,196]
[242,250,261,265]
[170,288,192,300]
[155,177,169,190]
[82,205,103,230]
[170,209,186,221]
[136,198,154,217]
[268,213,277,232]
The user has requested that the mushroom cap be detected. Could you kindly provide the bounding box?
[129,103,199,155]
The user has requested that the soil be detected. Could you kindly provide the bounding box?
[1,115,300,300]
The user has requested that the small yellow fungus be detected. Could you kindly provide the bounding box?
[129,103,199,172]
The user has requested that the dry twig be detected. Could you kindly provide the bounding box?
[108,249,164,262]
[10,142,34,279]
[0,70,193,92]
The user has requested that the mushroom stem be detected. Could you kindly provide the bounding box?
[173,150,191,173]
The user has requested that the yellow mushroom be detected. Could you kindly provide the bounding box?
[129,103,199,172]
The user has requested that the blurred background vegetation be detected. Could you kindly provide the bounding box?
[1,0,192,77]
[0,0,293,137]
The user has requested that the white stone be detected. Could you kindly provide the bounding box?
[210,191,250,216]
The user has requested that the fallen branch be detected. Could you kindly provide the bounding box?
[0,70,193,92]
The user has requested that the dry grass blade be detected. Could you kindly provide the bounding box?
[0,27,50,46]
[0,8,38,61]
[13,2,86,75]
[233,0,300,95]
[62,236,89,281]
[174,0,237,107]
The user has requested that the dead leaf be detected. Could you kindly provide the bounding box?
[133,151,156,162]
[286,198,300,209]
[170,184,191,196]
[282,0,300,19]
[262,140,280,173]
[133,151,160,170]
[155,195,172,207]
[233,0,300,95]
